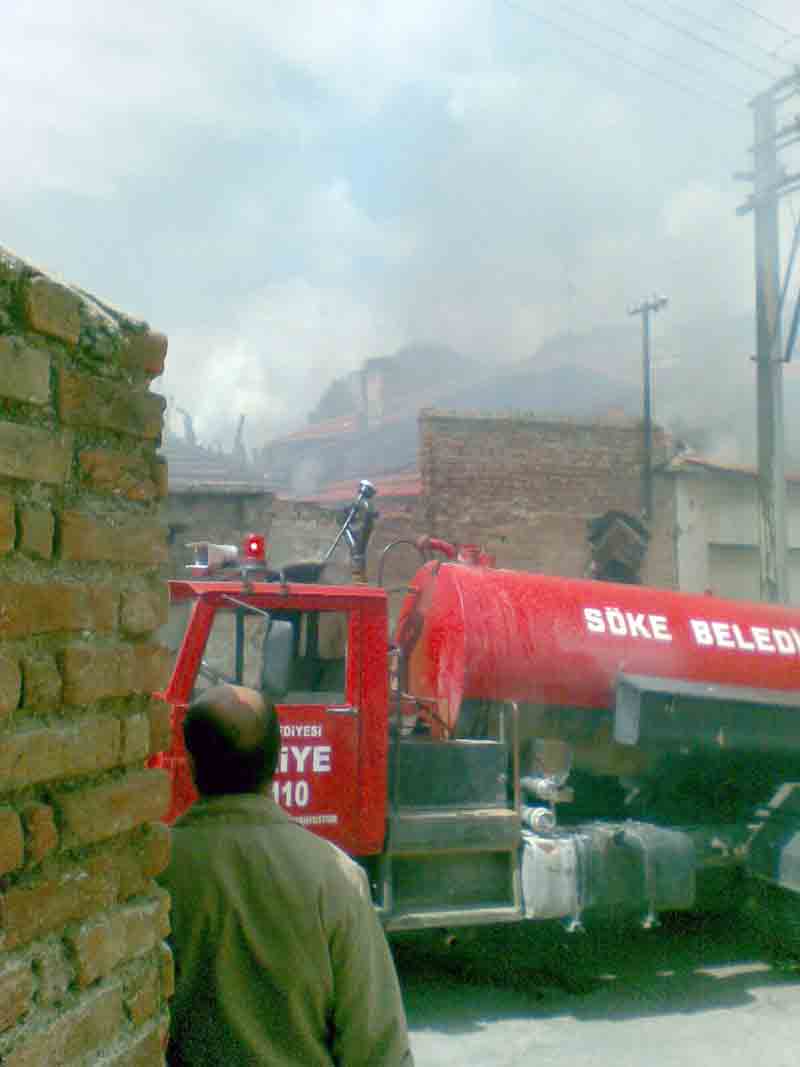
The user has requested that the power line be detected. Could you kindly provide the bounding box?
[620,0,781,80]
[502,0,742,113]
[726,0,799,41]
[502,20,684,111]
[659,0,792,71]
[547,0,752,94]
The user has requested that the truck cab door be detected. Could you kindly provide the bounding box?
[272,607,362,853]
[156,589,388,853]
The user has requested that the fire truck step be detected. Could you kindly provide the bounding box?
[388,807,520,855]
[382,847,520,920]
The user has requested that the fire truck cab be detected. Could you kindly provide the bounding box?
[161,578,391,857]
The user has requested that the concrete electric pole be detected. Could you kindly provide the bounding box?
[737,72,800,603]
[629,295,668,522]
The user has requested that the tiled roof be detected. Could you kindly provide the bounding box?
[292,471,422,506]
[269,415,361,445]
[161,437,266,493]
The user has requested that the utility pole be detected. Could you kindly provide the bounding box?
[737,71,800,603]
[629,295,668,522]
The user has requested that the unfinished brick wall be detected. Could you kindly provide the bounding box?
[420,410,676,587]
[0,248,172,1066]
[164,487,275,577]
[269,496,425,609]
[259,497,338,568]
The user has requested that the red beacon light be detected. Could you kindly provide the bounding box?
[185,534,267,577]
[242,533,267,563]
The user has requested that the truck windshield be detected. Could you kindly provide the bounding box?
[193,606,348,706]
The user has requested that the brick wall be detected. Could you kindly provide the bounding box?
[164,493,341,579]
[160,488,278,661]
[0,248,172,1065]
[164,488,275,576]
[270,495,425,593]
[268,498,341,568]
[420,410,676,586]
[160,496,352,659]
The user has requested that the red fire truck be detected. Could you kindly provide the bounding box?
[153,482,800,944]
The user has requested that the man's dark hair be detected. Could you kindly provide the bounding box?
[183,687,281,796]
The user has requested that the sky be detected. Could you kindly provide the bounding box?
[2,0,800,449]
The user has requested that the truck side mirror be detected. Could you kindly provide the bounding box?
[261,619,293,700]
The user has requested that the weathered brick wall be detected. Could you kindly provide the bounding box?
[270,496,425,589]
[268,498,424,626]
[164,488,275,577]
[160,488,277,661]
[420,410,675,586]
[163,493,340,579]
[267,498,340,567]
[0,248,172,1066]
[269,496,423,570]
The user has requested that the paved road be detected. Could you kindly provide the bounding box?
[394,914,800,1067]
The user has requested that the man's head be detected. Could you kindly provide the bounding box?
[183,685,280,797]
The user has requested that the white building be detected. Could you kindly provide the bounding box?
[661,454,800,603]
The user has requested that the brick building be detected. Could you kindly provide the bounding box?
[419,410,675,586]
[255,411,676,593]
[0,247,172,1065]
[168,406,681,607]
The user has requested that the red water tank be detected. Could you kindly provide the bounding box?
[394,562,800,733]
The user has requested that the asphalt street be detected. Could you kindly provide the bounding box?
[394,913,800,1067]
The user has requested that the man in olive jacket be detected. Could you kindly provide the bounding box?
[161,684,414,1067]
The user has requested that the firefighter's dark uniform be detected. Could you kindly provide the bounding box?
[162,793,413,1067]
